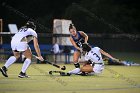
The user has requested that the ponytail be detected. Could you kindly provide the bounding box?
[69,23,76,31]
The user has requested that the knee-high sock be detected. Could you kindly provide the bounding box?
[68,68,80,74]
[21,58,31,73]
[21,55,26,61]
[4,56,17,68]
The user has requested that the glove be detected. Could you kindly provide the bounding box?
[79,48,83,53]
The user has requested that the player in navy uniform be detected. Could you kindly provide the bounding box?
[0,21,44,78]
[49,43,119,76]
[69,24,88,68]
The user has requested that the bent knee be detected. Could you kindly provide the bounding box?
[81,65,93,72]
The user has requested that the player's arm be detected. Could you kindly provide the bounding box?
[69,37,81,51]
[33,37,44,61]
[100,49,119,62]
[79,31,88,43]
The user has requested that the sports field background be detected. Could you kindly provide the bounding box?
[1,0,140,93]
[0,58,140,93]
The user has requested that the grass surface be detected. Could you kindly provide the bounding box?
[0,63,140,93]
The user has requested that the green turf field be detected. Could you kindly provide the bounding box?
[0,63,140,93]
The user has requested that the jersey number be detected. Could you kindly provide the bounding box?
[93,53,100,61]
[19,28,28,32]
[77,42,82,47]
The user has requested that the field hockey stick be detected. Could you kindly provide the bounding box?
[49,71,71,76]
[32,55,66,70]
[48,70,88,76]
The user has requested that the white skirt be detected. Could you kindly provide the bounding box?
[11,41,29,52]
[93,64,104,74]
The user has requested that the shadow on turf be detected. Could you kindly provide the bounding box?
[30,64,68,86]
[105,66,138,87]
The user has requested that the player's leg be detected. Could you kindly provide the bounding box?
[18,48,32,78]
[73,50,81,68]
[68,68,81,74]
[0,51,20,77]
[68,62,93,75]
[70,50,81,74]
[80,64,93,73]
[21,55,26,62]
[79,64,94,76]
[68,64,93,76]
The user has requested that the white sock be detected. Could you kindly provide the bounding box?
[21,58,31,73]
[21,55,26,61]
[4,56,17,68]
[68,68,80,74]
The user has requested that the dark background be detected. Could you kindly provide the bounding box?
[0,0,140,52]
[1,0,140,34]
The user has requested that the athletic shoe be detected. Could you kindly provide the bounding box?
[18,72,30,78]
[0,66,8,77]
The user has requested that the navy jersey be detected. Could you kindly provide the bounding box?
[71,31,85,48]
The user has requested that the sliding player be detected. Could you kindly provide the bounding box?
[69,24,88,68]
[0,21,44,78]
[68,43,119,75]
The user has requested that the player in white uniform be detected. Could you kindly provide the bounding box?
[68,43,119,75]
[0,21,44,78]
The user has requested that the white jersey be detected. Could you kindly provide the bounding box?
[84,47,103,63]
[11,27,37,43]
